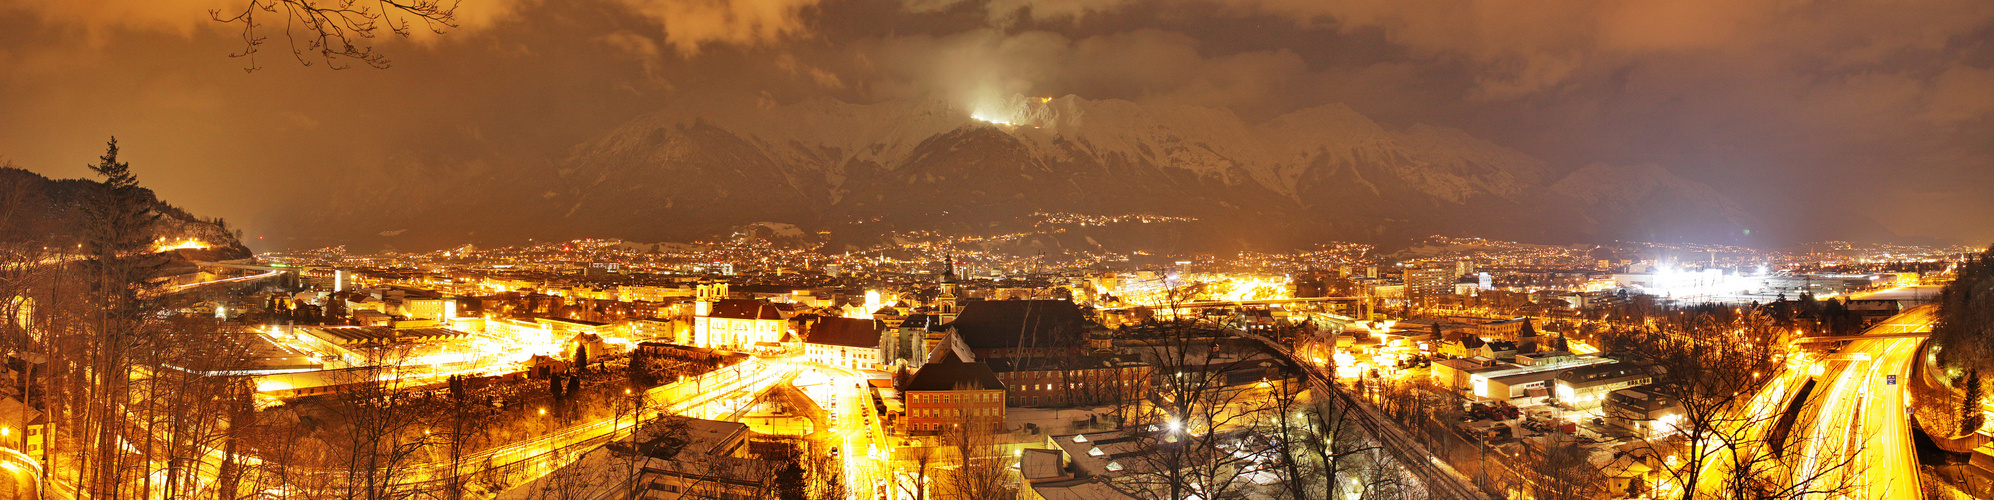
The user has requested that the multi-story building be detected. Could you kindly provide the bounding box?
[901,339,1006,435]
[690,282,791,351]
[1405,265,1457,300]
[988,354,1150,407]
[803,317,884,371]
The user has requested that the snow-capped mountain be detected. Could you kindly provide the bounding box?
[305,95,1753,250]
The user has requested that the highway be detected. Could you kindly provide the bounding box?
[1683,360,1813,497]
[168,269,284,291]
[1788,306,1935,500]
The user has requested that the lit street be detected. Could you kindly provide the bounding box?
[1789,307,1936,500]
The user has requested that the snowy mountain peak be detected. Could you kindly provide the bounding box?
[537,95,1748,246]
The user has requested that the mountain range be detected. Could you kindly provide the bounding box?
[300,95,1757,253]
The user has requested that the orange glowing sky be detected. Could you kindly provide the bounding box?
[2,0,1990,247]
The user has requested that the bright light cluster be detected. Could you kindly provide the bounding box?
[154,238,209,252]
[970,95,1058,127]
[1641,265,1764,299]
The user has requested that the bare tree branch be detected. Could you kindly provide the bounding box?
[210,0,460,71]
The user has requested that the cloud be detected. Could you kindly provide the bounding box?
[1,0,532,43]
[1924,65,1994,128]
[856,27,1305,117]
[775,52,846,88]
[2,0,824,58]
[3,0,229,41]
[616,0,826,55]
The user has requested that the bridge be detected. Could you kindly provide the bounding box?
[192,260,295,272]
[1097,296,1374,311]
[1790,332,1931,344]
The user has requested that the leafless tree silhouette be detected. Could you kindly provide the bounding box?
[211,0,460,71]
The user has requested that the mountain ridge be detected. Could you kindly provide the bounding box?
[293,95,1759,252]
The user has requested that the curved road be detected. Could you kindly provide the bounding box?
[1789,306,1934,500]
[0,448,38,500]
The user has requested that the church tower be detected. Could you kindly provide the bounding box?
[938,255,960,323]
[693,281,727,348]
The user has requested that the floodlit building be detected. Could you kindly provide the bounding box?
[0,396,47,463]
[690,282,791,351]
[803,317,885,371]
[1555,363,1654,408]
[901,335,1007,435]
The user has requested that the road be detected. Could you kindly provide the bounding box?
[797,363,890,500]
[0,448,39,500]
[1789,306,1935,500]
[168,269,284,291]
[1682,355,1813,497]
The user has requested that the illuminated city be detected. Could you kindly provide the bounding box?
[2,2,1993,500]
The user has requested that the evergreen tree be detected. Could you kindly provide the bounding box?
[774,459,808,500]
[565,373,581,399]
[78,137,166,497]
[1933,246,1994,370]
[1962,369,1985,433]
[574,343,589,372]
[549,372,564,398]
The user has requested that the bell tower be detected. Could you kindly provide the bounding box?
[693,281,727,348]
[938,255,960,323]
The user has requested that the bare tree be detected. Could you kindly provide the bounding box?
[1607,310,1861,500]
[437,375,501,500]
[1522,435,1605,500]
[211,0,460,70]
[527,445,602,500]
[1261,369,1377,500]
[893,442,936,500]
[129,315,262,499]
[72,137,167,498]
[1105,316,1275,500]
[310,345,442,500]
[934,419,1011,500]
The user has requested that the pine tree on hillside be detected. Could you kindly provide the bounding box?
[1962,369,1985,433]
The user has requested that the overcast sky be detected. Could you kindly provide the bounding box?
[2,0,1990,247]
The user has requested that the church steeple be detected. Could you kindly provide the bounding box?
[939,254,960,323]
